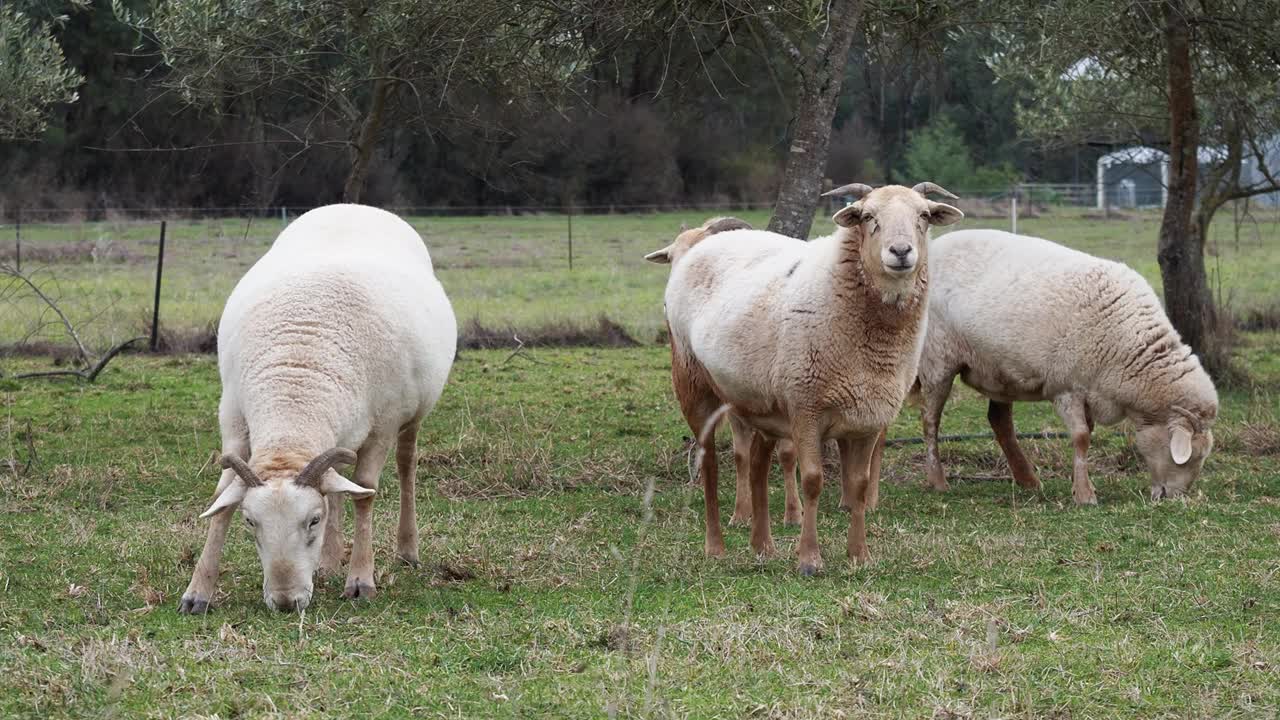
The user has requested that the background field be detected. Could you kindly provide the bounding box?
[3,202,1279,354]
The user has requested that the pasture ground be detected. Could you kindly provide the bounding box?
[1,332,1278,718]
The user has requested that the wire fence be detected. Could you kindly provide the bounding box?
[2,188,1277,358]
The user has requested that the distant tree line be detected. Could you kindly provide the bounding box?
[1,0,1066,213]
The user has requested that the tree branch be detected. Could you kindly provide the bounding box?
[0,263,90,366]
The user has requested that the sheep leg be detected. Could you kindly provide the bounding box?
[839,434,879,564]
[793,422,826,576]
[865,428,886,512]
[672,349,726,558]
[343,436,391,600]
[778,440,802,527]
[921,375,955,491]
[1054,395,1096,505]
[727,414,754,527]
[747,433,778,557]
[318,495,345,577]
[987,401,1041,490]
[178,467,239,614]
[394,420,422,567]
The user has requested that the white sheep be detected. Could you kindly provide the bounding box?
[646,217,803,526]
[662,183,963,574]
[179,204,457,613]
[912,228,1218,503]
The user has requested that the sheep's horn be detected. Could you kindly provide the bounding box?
[1170,405,1203,432]
[295,447,358,488]
[912,182,959,199]
[703,217,752,234]
[821,183,874,199]
[221,454,263,488]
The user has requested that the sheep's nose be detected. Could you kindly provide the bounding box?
[268,592,309,612]
[889,243,912,259]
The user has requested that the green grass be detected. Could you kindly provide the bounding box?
[4,205,1279,351]
[1,333,1278,718]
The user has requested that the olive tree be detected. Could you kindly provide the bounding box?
[0,3,83,139]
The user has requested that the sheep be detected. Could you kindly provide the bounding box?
[178,204,457,613]
[646,217,803,526]
[911,228,1218,503]
[661,183,963,574]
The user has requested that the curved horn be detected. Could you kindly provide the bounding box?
[703,216,752,234]
[912,182,959,199]
[1170,405,1203,432]
[821,182,874,199]
[295,447,358,488]
[220,454,263,488]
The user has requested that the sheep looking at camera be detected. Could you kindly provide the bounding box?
[661,183,963,574]
[179,204,456,614]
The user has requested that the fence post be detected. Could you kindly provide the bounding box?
[150,221,167,352]
[280,206,287,226]
[14,209,20,273]
[566,205,574,271]
[1010,187,1018,235]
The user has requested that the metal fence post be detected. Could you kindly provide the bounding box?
[1011,187,1019,235]
[567,205,574,271]
[14,209,20,272]
[150,221,167,352]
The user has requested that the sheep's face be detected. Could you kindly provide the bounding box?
[200,453,372,612]
[239,483,330,612]
[1134,418,1214,499]
[833,185,962,287]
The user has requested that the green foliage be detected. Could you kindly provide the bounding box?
[902,115,973,189]
[0,4,83,139]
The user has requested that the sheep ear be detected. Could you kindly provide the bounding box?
[644,246,674,264]
[1169,424,1193,465]
[928,202,964,226]
[832,202,864,228]
[319,472,375,499]
[199,480,246,519]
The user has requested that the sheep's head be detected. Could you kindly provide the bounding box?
[825,182,963,296]
[1134,404,1216,499]
[644,216,752,265]
[199,448,372,612]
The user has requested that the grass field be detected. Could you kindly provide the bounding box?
[1,332,1278,717]
[3,203,1279,352]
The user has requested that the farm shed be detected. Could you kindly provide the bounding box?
[1095,144,1239,210]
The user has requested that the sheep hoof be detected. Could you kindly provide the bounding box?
[178,593,211,615]
[783,512,801,528]
[704,540,726,558]
[342,579,377,601]
[727,511,752,527]
[397,553,420,568]
[1074,494,1098,506]
[797,559,823,577]
[752,542,778,559]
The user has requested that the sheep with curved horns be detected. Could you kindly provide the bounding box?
[646,217,804,526]
[661,182,963,574]
[907,228,1217,503]
[179,204,457,614]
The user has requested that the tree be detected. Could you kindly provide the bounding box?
[0,3,82,139]
[994,0,1280,375]
[116,0,577,203]
[760,0,866,239]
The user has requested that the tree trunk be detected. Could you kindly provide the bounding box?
[767,0,865,239]
[1156,0,1218,371]
[342,77,393,204]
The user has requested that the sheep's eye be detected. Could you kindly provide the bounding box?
[308,516,322,528]
[244,517,256,529]
[920,211,930,219]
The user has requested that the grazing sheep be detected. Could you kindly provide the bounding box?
[662,183,963,574]
[647,217,803,526]
[179,204,456,614]
[913,228,1218,503]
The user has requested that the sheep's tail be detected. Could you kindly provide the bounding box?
[904,377,924,409]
